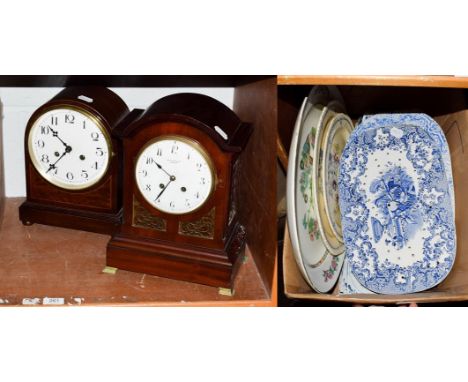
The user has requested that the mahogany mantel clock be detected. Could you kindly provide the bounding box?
[107,93,253,288]
[19,86,130,234]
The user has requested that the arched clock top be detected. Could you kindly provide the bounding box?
[113,93,252,153]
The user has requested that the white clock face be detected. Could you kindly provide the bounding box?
[28,107,112,190]
[135,136,214,214]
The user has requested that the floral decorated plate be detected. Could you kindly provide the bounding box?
[286,86,346,293]
[339,121,456,294]
[313,103,346,256]
[321,113,354,241]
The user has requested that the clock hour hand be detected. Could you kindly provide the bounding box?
[154,161,173,178]
[49,127,71,150]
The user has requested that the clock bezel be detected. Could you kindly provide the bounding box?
[27,104,113,191]
[134,134,216,216]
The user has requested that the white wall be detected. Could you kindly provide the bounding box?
[0,87,235,197]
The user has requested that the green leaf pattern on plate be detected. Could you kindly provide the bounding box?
[299,127,320,242]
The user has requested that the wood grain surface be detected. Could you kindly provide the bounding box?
[233,77,278,295]
[278,75,468,88]
[1,198,272,306]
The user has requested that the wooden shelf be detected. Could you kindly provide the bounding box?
[278,75,468,88]
[0,198,274,307]
[0,75,273,88]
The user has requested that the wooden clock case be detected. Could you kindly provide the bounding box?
[107,93,253,288]
[19,86,130,234]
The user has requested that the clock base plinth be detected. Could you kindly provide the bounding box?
[19,201,122,235]
[106,224,246,288]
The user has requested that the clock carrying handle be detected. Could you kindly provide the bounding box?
[131,93,253,153]
[46,86,130,130]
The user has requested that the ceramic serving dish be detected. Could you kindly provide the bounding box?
[321,113,354,241]
[338,257,376,295]
[287,86,347,293]
[313,104,346,256]
[339,117,456,294]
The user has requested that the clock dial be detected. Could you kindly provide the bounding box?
[28,107,112,190]
[135,136,214,214]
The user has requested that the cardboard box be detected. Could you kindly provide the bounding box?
[281,86,468,304]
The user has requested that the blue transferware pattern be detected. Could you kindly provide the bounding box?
[369,166,422,249]
[355,114,454,212]
[339,119,456,294]
[338,257,375,295]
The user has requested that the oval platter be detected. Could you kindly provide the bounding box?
[339,121,456,294]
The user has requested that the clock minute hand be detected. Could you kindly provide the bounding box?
[155,176,176,201]
[45,150,68,174]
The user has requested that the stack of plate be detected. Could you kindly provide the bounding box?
[287,86,457,295]
[338,114,456,294]
[287,86,354,292]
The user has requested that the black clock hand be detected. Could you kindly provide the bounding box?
[154,175,176,201]
[154,162,172,178]
[49,127,71,150]
[46,150,70,174]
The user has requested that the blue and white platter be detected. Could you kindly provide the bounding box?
[338,115,456,294]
